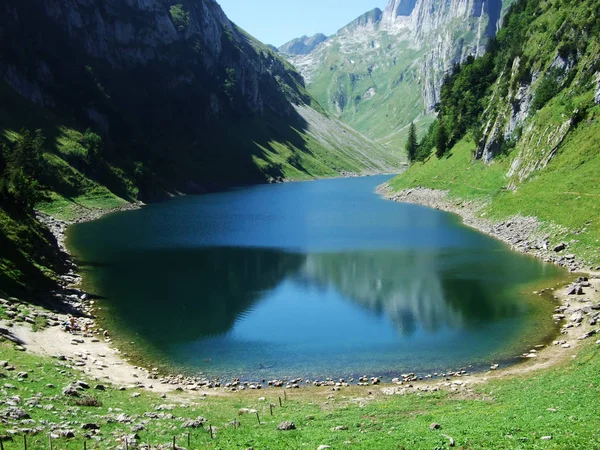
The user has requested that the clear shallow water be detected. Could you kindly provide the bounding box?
[67,175,563,380]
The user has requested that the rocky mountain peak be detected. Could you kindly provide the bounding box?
[278,33,328,56]
[381,0,503,37]
[383,0,418,19]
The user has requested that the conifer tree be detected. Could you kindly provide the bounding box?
[436,119,447,158]
[405,122,417,163]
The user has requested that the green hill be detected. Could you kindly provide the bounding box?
[388,0,600,268]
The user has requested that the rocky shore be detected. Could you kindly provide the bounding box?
[376,183,600,395]
[377,184,597,273]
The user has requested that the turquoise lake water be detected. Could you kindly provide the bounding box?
[67,175,563,380]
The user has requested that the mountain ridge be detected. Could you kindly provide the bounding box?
[286,0,507,149]
[278,33,329,56]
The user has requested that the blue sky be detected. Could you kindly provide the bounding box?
[216,0,386,47]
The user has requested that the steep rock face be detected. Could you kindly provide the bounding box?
[384,0,418,18]
[279,33,328,56]
[339,8,383,32]
[1,0,307,121]
[287,0,507,149]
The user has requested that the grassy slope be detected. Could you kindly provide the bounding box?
[390,0,600,268]
[0,337,599,448]
[390,115,600,268]
[306,34,428,153]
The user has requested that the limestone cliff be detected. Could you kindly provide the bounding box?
[286,0,507,149]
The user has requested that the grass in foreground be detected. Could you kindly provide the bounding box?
[0,338,599,449]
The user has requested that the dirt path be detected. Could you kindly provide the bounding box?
[1,318,171,391]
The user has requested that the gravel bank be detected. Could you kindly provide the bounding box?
[377,184,586,273]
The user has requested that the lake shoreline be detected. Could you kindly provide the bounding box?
[376,183,592,274]
[6,178,597,397]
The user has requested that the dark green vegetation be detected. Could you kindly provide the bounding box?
[394,0,600,267]
[0,129,70,297]
[0,0,400,298]
[405,122,417,163]
[1,335,600,448]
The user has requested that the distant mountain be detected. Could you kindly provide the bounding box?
[279,33,329,56]
[287,0,507,149]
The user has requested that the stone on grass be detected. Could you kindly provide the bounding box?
[182,417,206,428]
[430,422,441,430]
[62,385,80,397]
[277,421,296,431]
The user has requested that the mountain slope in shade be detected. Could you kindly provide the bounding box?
[0,0,402,298]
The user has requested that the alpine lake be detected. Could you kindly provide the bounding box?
[66,175,566,382]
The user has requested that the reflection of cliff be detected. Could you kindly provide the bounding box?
[93,247,305,344]
[92,245,546,350]
[302,250,531,335]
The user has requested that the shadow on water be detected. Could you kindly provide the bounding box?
[91,247,306,343]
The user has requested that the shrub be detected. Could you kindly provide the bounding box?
[531,68,563,111]
[75,396,102,407]
[169,4,190,32]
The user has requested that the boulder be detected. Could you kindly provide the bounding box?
[277,421,296,431]
[62,386,80,397]
[182,417,206,428]
[553,243,566,252]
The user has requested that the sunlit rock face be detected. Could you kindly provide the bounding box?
[279,33,328,56]
[287,0,506,145]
